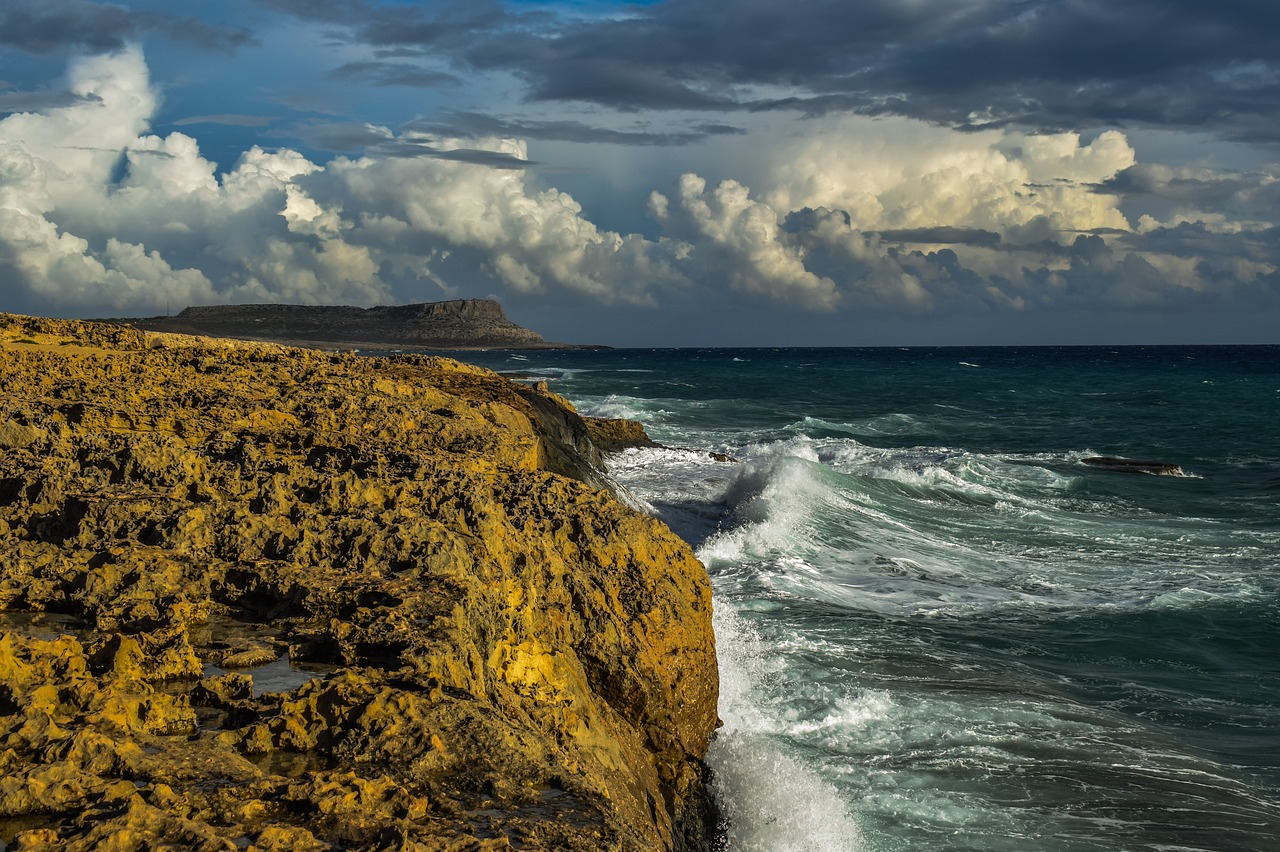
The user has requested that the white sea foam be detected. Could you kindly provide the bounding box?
[699,440,828,564]
[678,434,1271,620]
[708,605,867,852]
[605,445,736,544]
[787,692,894,738]
[580,393,656,422]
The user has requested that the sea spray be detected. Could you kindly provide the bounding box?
[707,604,867,852]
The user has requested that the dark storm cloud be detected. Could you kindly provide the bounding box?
[260,0,513,51]
[281,120,392,153]
[0,0,254,55]
[1125,221,1280,264]
[0,87,101,114]
[1098,164,1280,213]
[326,61,459,88]
[265,0,1280,142]
[875,227,1003,248]
[408,111,746,146]
[381,143,533,169]
[781,207,851,232]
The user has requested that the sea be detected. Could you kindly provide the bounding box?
[443,345,1280,852]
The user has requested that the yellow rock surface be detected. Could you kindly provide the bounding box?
[0,313,719,851]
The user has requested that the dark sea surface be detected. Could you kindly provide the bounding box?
[444,346,1280,852]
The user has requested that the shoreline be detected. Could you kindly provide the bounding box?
[0,312,719,850]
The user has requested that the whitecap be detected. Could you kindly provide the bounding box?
[708,605,867,852]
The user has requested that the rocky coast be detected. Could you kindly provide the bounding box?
[0,313,719,851]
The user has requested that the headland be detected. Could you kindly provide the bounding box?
[109,299,603,351]
[0,312,718,850]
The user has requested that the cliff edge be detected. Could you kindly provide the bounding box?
[0,313,719,851]
[118,300,580,350]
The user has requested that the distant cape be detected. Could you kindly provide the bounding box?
[116,300,595,350]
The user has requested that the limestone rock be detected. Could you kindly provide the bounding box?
[0,312,719,851]
[583,417,660,452]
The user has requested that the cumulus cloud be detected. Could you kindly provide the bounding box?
[764,120,1135,240]
[650,174,839,310]
[2,48,1278,331]
[644,115,1280,315]
[1101,163,1280,229]
[0,49,678,314]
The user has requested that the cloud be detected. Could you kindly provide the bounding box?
[2,48,1278,335]
[279,120,536,167]
[873,227,1002,248]
[1100,163,1280,225]
[641,113,1280,315]
[326,60,459,88]
[280,120,395,153]
[650,174,840,310]
[262,0,1280,144]
[0,87,102,114]
[172,114,276,128]
[763,120,1135,243]
[261,0,512,52]
[0,49,674,314]
[379,141,535,169]
[0,0,254,55]
[308,138,676,303]
[409,112,747,147]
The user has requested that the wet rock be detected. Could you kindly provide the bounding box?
[583,417,660,453]
[1082,456,1186,476]
[216,644,280,670]
[191,673,255,706]
[0,313,718,851]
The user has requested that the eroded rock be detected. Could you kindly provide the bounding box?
[583,417,660,453]
[0,313,719,851]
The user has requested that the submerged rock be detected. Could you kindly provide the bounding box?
[0,313,719,851]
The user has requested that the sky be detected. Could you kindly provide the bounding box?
[1,0,1279,346]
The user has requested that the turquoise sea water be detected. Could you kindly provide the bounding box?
[449,346,1280,852]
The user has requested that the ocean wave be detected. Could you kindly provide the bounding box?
[682,435,1278,619]
[580,393,668,422]
[708,605,867,852]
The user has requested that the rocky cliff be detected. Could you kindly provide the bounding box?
[0,313,719,851]
[121,300,570,350]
